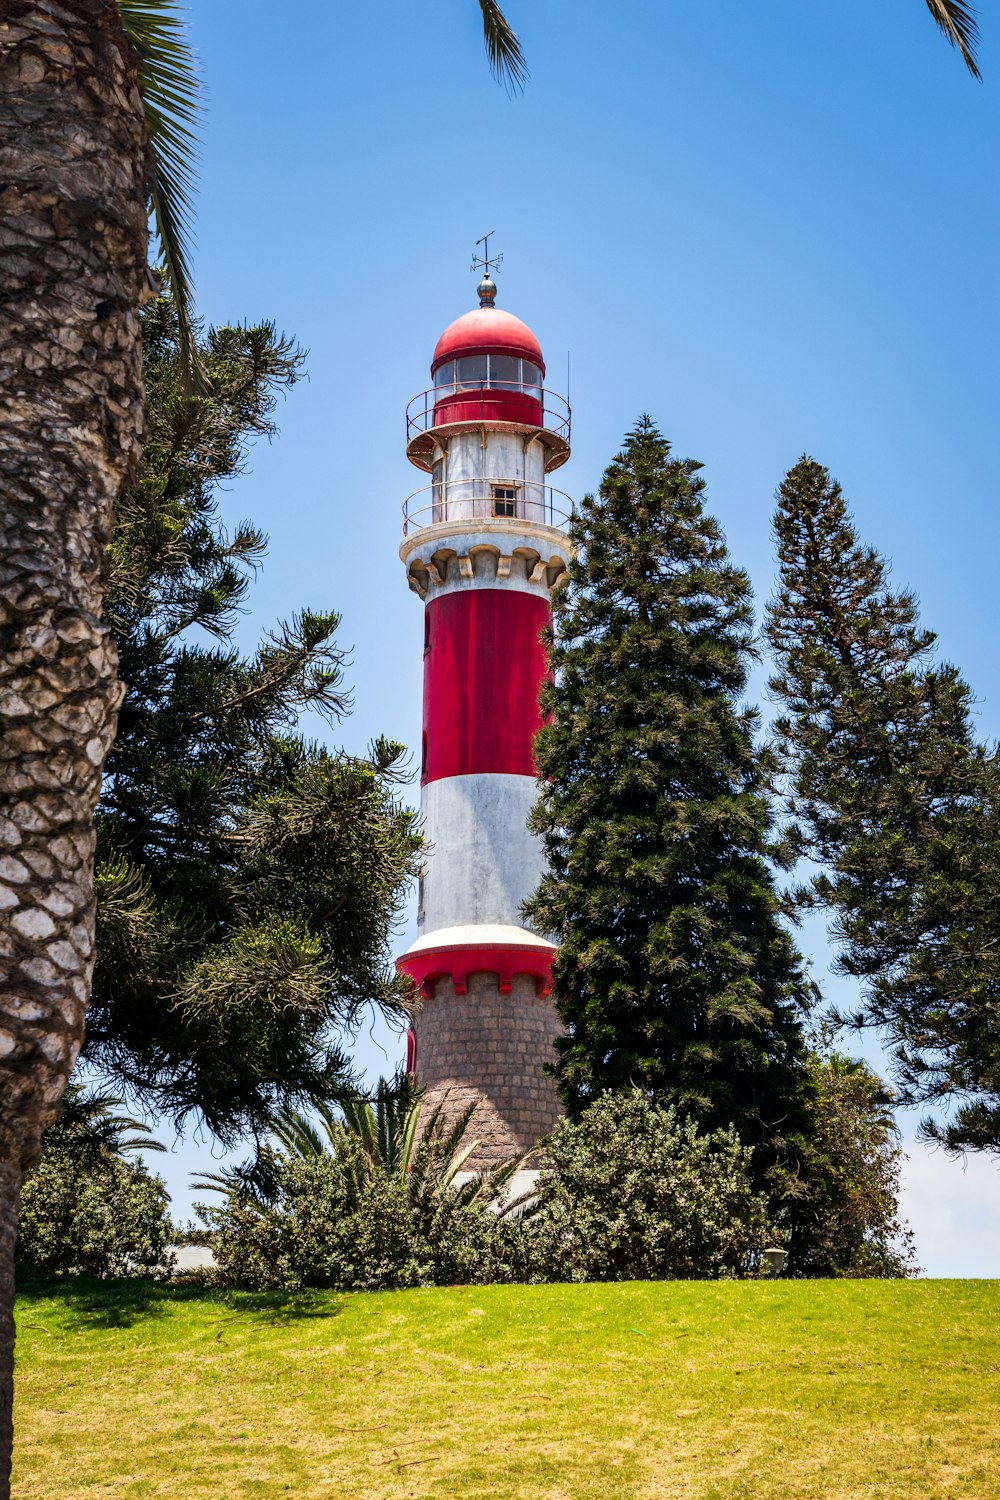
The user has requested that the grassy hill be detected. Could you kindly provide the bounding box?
[13,1277,1000,1498]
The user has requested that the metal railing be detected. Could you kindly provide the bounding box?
[402,478,574,537]
[405,383,571,445]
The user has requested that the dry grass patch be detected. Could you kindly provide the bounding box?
[13,1277,1000,1499]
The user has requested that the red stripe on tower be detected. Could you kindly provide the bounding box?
[422,589,549,784]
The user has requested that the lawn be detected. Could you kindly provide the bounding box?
[13,1277,1000,1499]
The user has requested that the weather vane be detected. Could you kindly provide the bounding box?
[471,231,503,279]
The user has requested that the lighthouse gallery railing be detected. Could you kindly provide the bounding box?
[402,478,574,537]
[405,383,571,444]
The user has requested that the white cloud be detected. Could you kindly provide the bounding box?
[899,1132,1000,1278]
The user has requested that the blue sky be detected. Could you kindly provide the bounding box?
[144,0,999,1272]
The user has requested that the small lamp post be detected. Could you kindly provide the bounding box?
[761,1246,786,1278]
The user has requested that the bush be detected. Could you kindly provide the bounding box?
[208,1092,773,1290]
[17,1145,174,1279]
[530,1091,771,1281]
[206,1131,528,1292]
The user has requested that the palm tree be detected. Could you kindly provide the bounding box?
[0,5,524,1488]
[42,1083,166,1164]
[196,1075,529,1218]
[926,1,981,77]
[0,8,167,1489]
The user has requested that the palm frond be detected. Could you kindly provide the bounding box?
[423,1096,480,1167]
[440,1135,482,1189]
[312,1100,341,1149]
[336,1071,425,1177]
[58,1084,166,1155]
[460,1152,537,1217]
[338,1096,379,1160]
[271,1109,327,1159]
[478,0,528,92]
[924,0,981,77]
[397,1096,422,1176]
[189,1171,235,1198]
[115,0,205,383]
[191,1152,285,1209]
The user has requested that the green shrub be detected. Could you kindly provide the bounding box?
[207,1091,773,1291]
[210,1149,421,1291]
[531,1091,770,1281]
[206,1131,528,1292]
[17,1146,174,1278]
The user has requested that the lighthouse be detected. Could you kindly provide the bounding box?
[396,261,573,1165]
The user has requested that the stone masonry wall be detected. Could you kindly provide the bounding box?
[414,970,562,1168]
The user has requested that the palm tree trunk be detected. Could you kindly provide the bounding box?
[0,1159,18,1492]
[0,4,149,1492]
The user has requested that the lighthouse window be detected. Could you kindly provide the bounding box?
[456,355,488,388]
[433,356,544,395]
[491,484,518,518]
[431,458,445,522]
[521,360,543,396]
[490,354,521,389]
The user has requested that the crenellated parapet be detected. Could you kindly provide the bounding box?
[400,520,572,600]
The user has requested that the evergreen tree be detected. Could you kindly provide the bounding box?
[766,458,1000,1152]
[84,296,421,1141]
[789,1050,916,1278]
[526,419,814,1183]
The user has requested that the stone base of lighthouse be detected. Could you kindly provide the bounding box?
[413,971,561,1168]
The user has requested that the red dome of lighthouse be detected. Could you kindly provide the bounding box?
[405,277,569,475]
[431,307,545,377]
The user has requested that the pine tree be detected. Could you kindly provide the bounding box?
[526,419,814,1180]
[766,458,1000,1152]
[83,296,422,1141]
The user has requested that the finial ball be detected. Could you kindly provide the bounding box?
[477,274,498,309]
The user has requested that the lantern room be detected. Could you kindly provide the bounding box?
[403,275,571,537]
[429,302,546,430]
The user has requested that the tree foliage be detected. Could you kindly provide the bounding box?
[86,298,421,1141]
[201,1077,914,1287]
[766,459,1000,1152]
[115,0,202,380]
[527,419,814,1186]
[203,1089,775,1289]
[787,1051,916,1278]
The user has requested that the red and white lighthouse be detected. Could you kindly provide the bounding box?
[396,267,572,1164]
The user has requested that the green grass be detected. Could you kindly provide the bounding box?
[13,1277,1000,1498]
